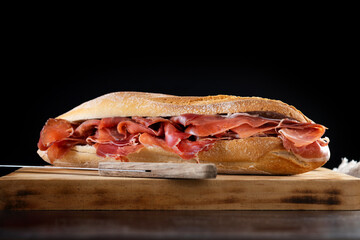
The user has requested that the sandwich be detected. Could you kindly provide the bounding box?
[37,92,330,175]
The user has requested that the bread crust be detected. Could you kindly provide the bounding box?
[57,92,311,123]
[37,137,328,175]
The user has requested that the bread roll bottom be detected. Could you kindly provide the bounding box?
[38,137,329,175]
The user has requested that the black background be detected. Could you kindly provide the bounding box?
[2,47,358,175]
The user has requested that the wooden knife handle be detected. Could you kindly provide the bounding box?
[98,162,217,179]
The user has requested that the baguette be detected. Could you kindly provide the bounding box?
[37,92,330,175]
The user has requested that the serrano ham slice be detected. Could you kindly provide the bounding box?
[46,139,86,163]
[173,113,280,137]
[38,119,75,150]
[175,139,216,160]
[38,113,328,164]
[278,124,326,147]
[95,134,143,160]
[280,134,329,160]
[38,119,86,162]
[73,119,100,137]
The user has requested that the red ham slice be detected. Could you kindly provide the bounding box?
[87,127,124,144]
[46,138,86,163]
[175,139,216,159]
[98,117,128,129]
[164,122,191,148]
[173,113,280,137]
[73,119,100,137]
[87,117,126,144]
[231,122,279,138]
[95,134,143,160]
[132,116,169,127]
[138,132,214,160]
[139,132,173,152]
[278,124,326,147]
[117,120,163,137]
[38,119,75,150]
[38,119,86,162]
[280,134,329,160]
[163,122,213,159]
[170,114,200,126]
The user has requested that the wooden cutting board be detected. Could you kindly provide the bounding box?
[0,167,359,210]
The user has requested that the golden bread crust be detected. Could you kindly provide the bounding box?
[57,92,311,122]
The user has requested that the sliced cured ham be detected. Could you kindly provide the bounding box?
[280,134,330,160]
[74,119,100,137]
[117,120,163,137]
[164,122,191,148]
[132,116,169,127]
[138,132,214,160]
[98,117,128,129]
[175,139,216,159]
[38,119,86,162]
[173,113,280,137]
[278,124,326,147]
[46,139,86,163]
[95,138,143,160]
[231,123,278,138]
[38,119,74,150]
[38,113,329,163]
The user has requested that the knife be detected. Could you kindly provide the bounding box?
[0,162,217,179]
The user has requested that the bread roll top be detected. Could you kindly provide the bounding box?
[57,92,311,122]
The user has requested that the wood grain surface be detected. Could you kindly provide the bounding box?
[0,167,359,210]
[98,162,217,179]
